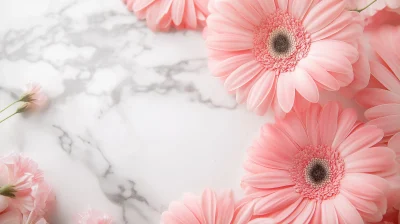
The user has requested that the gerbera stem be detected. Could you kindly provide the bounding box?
[0,100,20,114]
[350,0,378,13]
[0,111,18,124]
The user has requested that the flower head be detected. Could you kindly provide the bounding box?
[123,0,209,31]
[242,101,400,223]
[77,209,113,224]
[162,188,275,224]
[356,25,400,142]
[206,0,364,116]
[18,83,48,113]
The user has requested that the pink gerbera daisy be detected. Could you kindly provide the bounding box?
[162,188,275,224]
[205,0,364,116]
[242,101,400,223]
[123,0,209,31]
[356,25,400,142]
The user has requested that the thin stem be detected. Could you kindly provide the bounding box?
[350,0,378,12]
[0,100,20,114]
[0,111,18,124]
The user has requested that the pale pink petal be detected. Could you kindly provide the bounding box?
[333,194,364,224]
[213,1,254,31]
[303,0,345,34]
[254,188,300,215]
[183,0,197,29]
[224,61,263,91]
[210,53,254,78]
[201,189,217,224]
[370,60,400,95]
[368,115,400,136]
[277,72,295,113]
[292,200,315,224]
[276,0,288,11]
[388,133,400,162]
[340,189,378,215]
[321,200,339,224]
[231,202,254,224]
[345,147,396,173]
[298,58,340,91]
[276,112,309,148]
[171,0,185,25]
[247,71,276,111]
[256,0,276,15]
[308,54,353,78]
[306,103,321,146]
[356,88,400,108]
[290,0,313,20]
[310,11,356,42]
[341,173,389,201]
[248,218,276,224]
[309,40,359,64]
[319,102,340,146]
[242,170,294,189]
[294,67,319,103]
[207,34,253,51]
[133,0,156,11]
[337,125,384,157]
[215,190,234,224]
[365,104,400,120]
[168,201,202,223]
[332,108,358,149]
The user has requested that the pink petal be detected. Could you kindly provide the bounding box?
[183,0,197,29]
[283,199,310,223]
[306,104,321,146]
[254,188,300,215]
[298,58,340,91]
[370,61,400,95]
[341,173,389,201]
[224,0,262,26]
[171,0,185,25]
[242,170,294,189]
[340,190,378,215]
[224,60,263,91]
[231,202,254,224]
[368,115,400,136]
[276,0,288,11]
[311,11,355,42]
[332,108,358,149]
[328,23,363,42]
[319,102,340,146]
[247,71,276,111]
[211,53,254,77]
[248,218,276,224]
[333,194,364,224]
[158,0,173,21]
[259,124,299,158]
[345,146,396,173]
[292,200,316,224]
[290,0,313,20]
[272,198,303,222]
[294,67,319,103]
[303,0,345,34]
[309,40,359,64]
[365,104,400,120]
[168,201,202,223]
[337,125,384,157]
[133,0,156,11]
[388,133,400,161]
[277,72,295,113]
[308,54,353,77]
[207,15,252,37]
[201,189,217,224]
[256,0,276,15]
[356,88,400,108]
[206,34,253,51]
[214,1,254,31]
[276,112,309,148]
[216,191,234,224]
[321,200,339,224]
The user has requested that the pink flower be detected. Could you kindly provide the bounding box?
[205,0,364,117]
[162,188,275,224]
[375,208,400,224]
[346,0,400,17]
[19,83,48,113]
[242,101,400,223]
[77,209,113,224]
[356,25,400,142]
[123,0,209,31]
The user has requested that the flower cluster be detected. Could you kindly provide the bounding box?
[160,0,400,223]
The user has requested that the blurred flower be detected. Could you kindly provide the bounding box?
[18,83,48,113]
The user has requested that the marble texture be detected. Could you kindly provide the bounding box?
[0,0,271,223]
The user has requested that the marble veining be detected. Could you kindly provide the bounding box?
[0,0,273,223]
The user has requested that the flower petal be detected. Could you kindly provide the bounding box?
[319,102,340,146]
[294,67,319,103]
[356,88,400,108]
[247,71,276,111]
[368,115,400,136]
[303,0,345,34]
[224,60,263,91]
[333,194,364,224]
[332,108,358,149]
[277,72,295,113]
[298,58,340,91]
[201,189,217,224]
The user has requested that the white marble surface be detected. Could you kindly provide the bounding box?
[0,0,273,223]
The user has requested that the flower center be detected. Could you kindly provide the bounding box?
[253,11,311,73]
[306,159,330,187]
[290,145,345,200]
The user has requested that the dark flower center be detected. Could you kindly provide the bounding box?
[273,34,291,53]
[308,163,328,184]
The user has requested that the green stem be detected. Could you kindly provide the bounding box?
[0,111,18,124]
[350,0,378,12]
[0,100,20,114]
